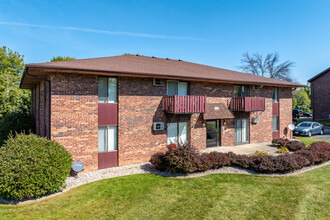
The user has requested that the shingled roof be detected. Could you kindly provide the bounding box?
[21,54,305,88]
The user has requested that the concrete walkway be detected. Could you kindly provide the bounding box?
[202,142,279,155]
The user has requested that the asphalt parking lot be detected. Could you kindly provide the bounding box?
[312,127,330,141]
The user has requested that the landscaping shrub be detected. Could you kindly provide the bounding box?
[272,139,306,152]
[164,144,200,173]
[0,110,35,146]
[0,134,73,200]
[253,151,268,156]
[150,152,168,171]
[205,152,231,168]
[196,152,231,171]
[150,141,330,174]
[195,153,214,171]
[272,138,290,147]
[286,141,306,151]
[277,146,289,154]
[229,153,252,168]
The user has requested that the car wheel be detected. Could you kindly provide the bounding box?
[308,131,312,137]
[320,129,324,135]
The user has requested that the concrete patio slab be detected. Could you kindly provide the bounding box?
[202,142,279,155]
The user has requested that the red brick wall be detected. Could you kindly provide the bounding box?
[34,73,294,172]
[190,81,235,147]
[118,77,167,166]
[50,73,98,172]
[249,86,273,143]
[279,87,293,139]
[311,71,330,120]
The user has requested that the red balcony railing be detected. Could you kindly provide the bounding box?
[231,97,266,111]
[164,95,206,114]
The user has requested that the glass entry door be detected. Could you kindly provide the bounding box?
[235,119,249,144]
[206,120,221,148]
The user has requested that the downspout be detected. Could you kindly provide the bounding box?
[26,68,51,139]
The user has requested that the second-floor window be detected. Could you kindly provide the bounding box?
[98,77,117,103]
[234,85,249,97]
[167,80,188,96]
[272,87,278,103]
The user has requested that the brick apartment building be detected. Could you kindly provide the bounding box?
[20,55,304,172]
[308,67,330,120]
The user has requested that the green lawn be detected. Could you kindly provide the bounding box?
[296,137,330,146]
[1,165,329,220]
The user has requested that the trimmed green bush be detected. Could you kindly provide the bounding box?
[0,134,73,200]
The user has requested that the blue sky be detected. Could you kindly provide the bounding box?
[1,0,329,84]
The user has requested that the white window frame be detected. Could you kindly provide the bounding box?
[167,121,189,145]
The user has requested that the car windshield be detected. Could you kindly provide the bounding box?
[298,122,312,127]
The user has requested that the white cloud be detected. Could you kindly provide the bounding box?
[0,21,209,41]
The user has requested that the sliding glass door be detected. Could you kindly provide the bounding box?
[235,119,249,144]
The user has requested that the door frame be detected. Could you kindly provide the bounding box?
[206,119,221,148]
[235,118,250,145]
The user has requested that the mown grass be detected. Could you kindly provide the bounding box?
[296,137,330,146]
[0,165,329,220]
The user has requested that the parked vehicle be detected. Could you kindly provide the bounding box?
[293,121,324,137]
[292,109,304,118]
[303,112,312,117]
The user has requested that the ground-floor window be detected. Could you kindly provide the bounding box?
[272,116,279,131]
[167,122,189,145]
[98,126,118,152]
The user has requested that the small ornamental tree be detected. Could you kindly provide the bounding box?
[0,134,73,200]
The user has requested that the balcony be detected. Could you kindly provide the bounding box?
[231,97,266,112]
[164,95,206,114]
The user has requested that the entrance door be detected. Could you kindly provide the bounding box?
[206,120,221,147]
[235,119,249,144]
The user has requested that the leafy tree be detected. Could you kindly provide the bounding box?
[292,88,311,112]
[50,56,76,62]
[239,52,294,82]
[0,46,30,118]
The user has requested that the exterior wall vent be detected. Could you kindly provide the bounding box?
[153,122,164,130]
[153,78,164,86]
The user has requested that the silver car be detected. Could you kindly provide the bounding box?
[293,122,324,137]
